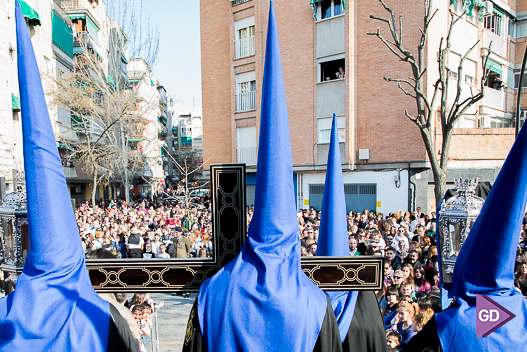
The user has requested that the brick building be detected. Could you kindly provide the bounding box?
[201,0,524,214]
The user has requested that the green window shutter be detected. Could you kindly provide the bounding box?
[19,0,41,26]
[52,12,73,58]
[12,94,21,111]
[86,16,99,43]
[160,148,165,156]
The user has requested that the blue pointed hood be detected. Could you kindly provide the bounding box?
[316,114,359,343]
[0,2,110,350]
[436,123,527,350]
[197,2,328,351]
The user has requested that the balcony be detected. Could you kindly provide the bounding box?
[237,147,257,166]
[483,30,507,59]
[482,87,506,112]
[234,36,255,59]
[235,91,256,113]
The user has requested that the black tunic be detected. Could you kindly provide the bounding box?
[182,295,342,352]
[342,291,389,352]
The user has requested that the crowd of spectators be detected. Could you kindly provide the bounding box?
[75,191,213,260]
[75,190,527,350]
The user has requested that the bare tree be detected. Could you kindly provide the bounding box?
[163,147,209,210]
[368,0,491,206]
[51,31,155,207]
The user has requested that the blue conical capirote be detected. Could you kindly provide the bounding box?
[197,2,328,351]
[436,123,527,350]
[0,2,110,350]
[316,113,359,343]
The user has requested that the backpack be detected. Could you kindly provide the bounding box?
[128,233,141,245]
[166,243,176,256]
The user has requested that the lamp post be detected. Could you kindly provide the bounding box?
[0,170,29,293]
[437,178,484,283]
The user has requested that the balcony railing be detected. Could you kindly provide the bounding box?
[235,91,256,113]
[482,86,506,112]
[61,0,84,10]
[234,36,255,59]
[231,0,251,6]
[237,147,257,166]
[483,30,507,59]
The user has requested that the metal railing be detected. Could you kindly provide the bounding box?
[231,0,251,5]
[234,36,255,59]
[235,91,256,112]
[237,147,257,165]
[61,0,83,10]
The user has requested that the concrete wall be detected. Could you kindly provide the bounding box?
[316,15,345,58]
[302,169,409,214]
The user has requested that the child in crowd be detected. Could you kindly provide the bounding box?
[142,304,153,348]
[412,313,426,333]
[386,331,401,352]
[131,305,150,352]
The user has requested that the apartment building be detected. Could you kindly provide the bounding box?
[201,0,523,214]
[0,0,169,202]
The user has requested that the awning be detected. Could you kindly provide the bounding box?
[486,59,502,75]
[493,6,505,18]
[52,12,73,58]
[68,14,86,20]
[121,55,128,64]
[12,94,21,111]
[20,0,41,26]
[150,79,155,86]
[107,75,115,87]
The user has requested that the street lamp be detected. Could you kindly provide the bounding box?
[437,178,484,283]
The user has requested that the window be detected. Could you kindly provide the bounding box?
[448,52,461,80]
[320,58,345,82]
[465,75,474,85]
[318,116,345,144]
[235,72,256,112]
[452,0,463,14]
[237,126,257,165]
[484,14,503,37]
[320,0,343,20]
[235,17,255,59]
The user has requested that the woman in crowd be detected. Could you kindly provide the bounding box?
[396,303,418,348]
[514,260,527,296]
[414,265,432,298]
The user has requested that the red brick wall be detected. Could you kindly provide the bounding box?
[442,128,515,160]
[356,0,428,163]
[201,0,233,168]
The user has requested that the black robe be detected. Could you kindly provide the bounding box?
[182,295,342,352]
[342,291,389,352]
[108,303,140,352]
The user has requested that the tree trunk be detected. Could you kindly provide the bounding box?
[92,168,97,209]
[125,178,130,204]
[433,169,447,212]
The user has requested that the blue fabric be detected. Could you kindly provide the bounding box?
[435,123,527,350]
[0,2,110,351]
[316,114,358,343]
[197,2,327,351]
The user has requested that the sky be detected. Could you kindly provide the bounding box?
[127,0,202,117]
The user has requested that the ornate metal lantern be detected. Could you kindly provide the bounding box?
[0,171,29,285]
[437,178,484,283]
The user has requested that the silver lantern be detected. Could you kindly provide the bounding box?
[0,170,29,290]
[437,178,484,283]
